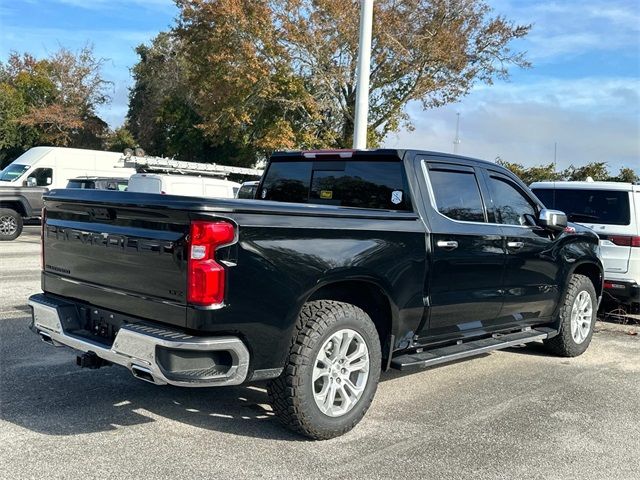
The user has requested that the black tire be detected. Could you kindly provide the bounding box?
[544,274,597,357]
[0,208,23,241]
[267,300,382,440]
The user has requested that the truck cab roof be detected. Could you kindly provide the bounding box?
[271,149,500,169]
[531,180,640,192]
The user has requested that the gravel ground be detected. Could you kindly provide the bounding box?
[1,226,639,479]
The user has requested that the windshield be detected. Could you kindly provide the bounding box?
[0,164,30,182]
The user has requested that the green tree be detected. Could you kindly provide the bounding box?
[127,32,235,163]
[496,158,638,185]
[496,158,561,184]
[562,162,610,181]
[0,83,38,166]
[165,0,529,163]
[613,167,639,183]
[0,45,111,164]
[103,125,137,152]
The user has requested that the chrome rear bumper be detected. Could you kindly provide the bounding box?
[28,294,249,387]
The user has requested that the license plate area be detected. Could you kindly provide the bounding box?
[67,305,128,347]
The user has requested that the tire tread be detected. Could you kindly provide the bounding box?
[267,300,380,440]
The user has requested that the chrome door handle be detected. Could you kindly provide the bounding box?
[437,240,458,249]
[507,241,524,249]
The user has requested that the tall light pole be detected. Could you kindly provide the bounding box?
[352,0,374,150]
[453,112,461,154]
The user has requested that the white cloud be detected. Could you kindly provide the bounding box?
[493,0,640,62]
[385,77,640,174]
[473,77,640,111]
[384,1,640,174]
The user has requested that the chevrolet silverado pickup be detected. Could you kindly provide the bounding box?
[29,149,603,439]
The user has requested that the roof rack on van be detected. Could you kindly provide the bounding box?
[117,150,263,178]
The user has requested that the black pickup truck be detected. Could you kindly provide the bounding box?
[29,149,603,439]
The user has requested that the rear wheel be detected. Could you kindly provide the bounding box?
[544,274,597,357]
[267,300,381,440]
[0,208,23,241]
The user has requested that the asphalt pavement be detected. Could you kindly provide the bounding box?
[1,226,639,479]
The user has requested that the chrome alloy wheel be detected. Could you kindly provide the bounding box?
[313,329,370,417]
[0,215,17,237]
[570,290,593,344]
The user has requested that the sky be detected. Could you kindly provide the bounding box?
[1,0,638,173]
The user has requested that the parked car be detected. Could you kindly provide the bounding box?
[0,147,134,240]
[531,180,639,310]
[30,149,602,439]
[127,173,240,198]
[236,180,260,199]
[66,177,129,191]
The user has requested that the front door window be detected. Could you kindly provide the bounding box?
[28,168,53,187]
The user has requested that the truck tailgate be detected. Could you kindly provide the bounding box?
[42,191,191,326]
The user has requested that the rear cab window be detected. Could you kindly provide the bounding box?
[258,153,412,211]
[532,188,630,225]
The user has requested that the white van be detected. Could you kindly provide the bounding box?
[0,146,134,189]
[127,173,241,198]
[531,180,640,309]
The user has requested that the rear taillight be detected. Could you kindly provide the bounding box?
[609,235,640,247]
[40,207,46,270]
[187,220,235,306]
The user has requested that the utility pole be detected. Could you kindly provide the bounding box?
[352,0,374,150]
[453,112,461,154]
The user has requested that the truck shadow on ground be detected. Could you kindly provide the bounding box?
[1,317,302,441]
[1,315,550,441]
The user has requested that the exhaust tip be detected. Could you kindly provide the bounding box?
[131,365,157,384]
[39,331,54,345]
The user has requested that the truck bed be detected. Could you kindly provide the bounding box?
[41,188,427,372]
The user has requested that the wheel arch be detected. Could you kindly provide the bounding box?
[570,260,604,299]
[552,259,604,325]
[0,199,28,217]
[305,278,397,360]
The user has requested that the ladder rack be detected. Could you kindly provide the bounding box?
[118,154,263,178]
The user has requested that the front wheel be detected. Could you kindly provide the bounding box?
[268,300,381,440]
[544,274,597,357]
[0,208,23,241]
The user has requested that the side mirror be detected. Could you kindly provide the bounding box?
[538,208,568,231]
[26,177,37,187]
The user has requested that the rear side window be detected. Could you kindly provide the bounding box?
[532,188,630,225]
[428,168,485,222]
[260,160,411,210]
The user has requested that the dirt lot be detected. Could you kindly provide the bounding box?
[1,226,639,479]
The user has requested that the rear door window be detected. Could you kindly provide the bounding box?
[260,160,411,210]
[532,188,630,225]
[427,167,486,222]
